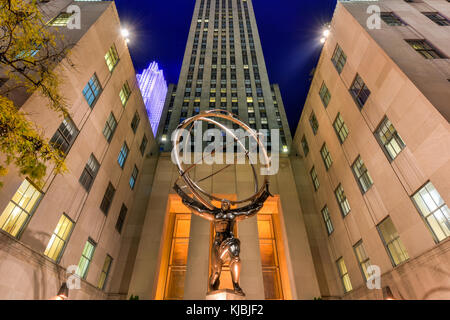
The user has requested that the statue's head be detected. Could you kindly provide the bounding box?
[221,200,231,212]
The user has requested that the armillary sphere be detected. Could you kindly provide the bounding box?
[172,109,271,212]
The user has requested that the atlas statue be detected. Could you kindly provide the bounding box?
[172,110,272,297]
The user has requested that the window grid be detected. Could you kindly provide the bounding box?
[375,117,405,161]
[377,217,409,266]
[0,180,42,238]
[320,144,333,171]
[140,135,148,156]
[412,182,450,243]
[353,241,371,281]
[48,13,73,27]
[98,255,113,290]
[129,166,139,190]
[349,74,371,109]
[380,12,406,26]
[423,12,450,26]
[333,113,349,144]
[79,154,100,192]
[335,184,351,217]
[321,206,334,235]
[352,156,373,193]
[131,112,140,133]
[336,257,352,293]
[319,82,331,108]
[100,183,116,216]
[119,81,132,106]
[116,204,128,234]
[301,135,309,156]
[105,44,119,72]
[309,112,319,135]
[83,74,102,108]
[44,214,74,262]
[406,40,445,59]
[76,239,96,279]
[118,143,129,169]
[331,44,347,73]
[103,113,117,143]
[310,167,320,191]
[50,118,79,155]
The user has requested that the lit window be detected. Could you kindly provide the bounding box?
[319,82,331,108]
[349,74,371,109]
[336,257,352,293]
[119,81,132,106]
[321,206,334,235]
[310,167,320,191]
[352,156,373,193]
[76,239,96,279]
[50,118,79,155]
[377,217,409,266]
[129,166,139,190]
[105,44,119,72]
[83,74,102,108]
[103,113,117,143]
[79,154,100,192]
[422,12,450,26]
[44,214,74,262]
[115,204,128,234]
[331,44,347,74]
[333,113,349,144]
[320,144,333,170]
[380,12,406,26]
[406,40,445,59]
[48,12,73,27]
[0,180,42,237]
[375,117,405,161]
[412,182,450,242]
[100,183,116,216]
[309,112,319,135]
[335,184,351,217]
[301,135,309,157]
[353,241,371,281]
[98,255,113,290]
[118,142,129,169]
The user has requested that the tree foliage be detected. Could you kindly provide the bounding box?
[0,0,71,187]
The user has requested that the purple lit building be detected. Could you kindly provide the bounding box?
[136,62,168,136]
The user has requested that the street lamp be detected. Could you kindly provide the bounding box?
[50,282,69,300]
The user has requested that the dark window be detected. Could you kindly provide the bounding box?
[83,74,102,108]
[140,135,148,156]
[331,44,347,73]
[380,12,406,26]
[100,183,116,216]
[319,82,331,107]
[301,135,309,156]
[131,112,140,133]
[103,113,117,143]
[116,204,128,234]
[423,12,450,26]
[50,118,79,155]
[309,112,319,135]
[79,154,100,192]
[406,39,445,59]
[349,74,371,109]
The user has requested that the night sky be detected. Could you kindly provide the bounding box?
[115,0,337,134]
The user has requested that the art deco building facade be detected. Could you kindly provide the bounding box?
[0,1,158,299]
[291,0,450,299]
[156,0,292,153]
[137,62,168,136]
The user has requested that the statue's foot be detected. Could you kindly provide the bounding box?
[233,283,245,296]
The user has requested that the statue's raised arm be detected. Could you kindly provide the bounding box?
[230,182,272,221]
[173,183,218,221]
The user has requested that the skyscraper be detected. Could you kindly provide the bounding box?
[137,62,168,136]
[156,0,292,153]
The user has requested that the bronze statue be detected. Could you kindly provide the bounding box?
[172,110,272,297]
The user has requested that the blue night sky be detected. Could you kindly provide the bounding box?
[115,0,337,134]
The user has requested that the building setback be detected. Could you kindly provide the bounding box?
[291,0,450,299]
[137,62,168,137]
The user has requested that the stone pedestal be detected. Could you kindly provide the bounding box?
[206,289,246,301]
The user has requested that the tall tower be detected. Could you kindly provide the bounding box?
[156,0,292,153]
[137,62,168,136]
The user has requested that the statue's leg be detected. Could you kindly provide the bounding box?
[229,239,245,296]
[209,242,222,292]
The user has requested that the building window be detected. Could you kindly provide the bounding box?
[44,214,74,262]
[79,154,100,192]
[301,135,309,156]
[336,257,352,293]
[352,156,373,193]
[335,184,351,217]
[0,180,42,238]
[377,217,409,266]
[310,167,320,191]
[140,135,148,156]
[412,182,450,242]
[331,44,347,74]
[115,204,128,234]
[319,82,331,108]
[98,255,113,290]
[406,40,445,59]
[375,117,405,161]
[50,118,79,155]
[129,166,139,190]
[131,112,140,133]
[353,241,371,281]
[309,112,319,135]
[422,12,450,26]
[349,74,371,109]
[118,142,129,169]
[100,183,116,216]
[380,12,406,26]
[83,74,102,108]
[103,113,118,143]
[76,239,96,279]
[321,206,334,235]
[48,12,73,27]
[320,144,333,170]
[119,81,132,106]
[105,44,119,72]
[333,113,349,144]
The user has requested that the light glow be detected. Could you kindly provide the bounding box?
[121,28,130,38]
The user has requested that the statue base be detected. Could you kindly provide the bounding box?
[206,289,246,301]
